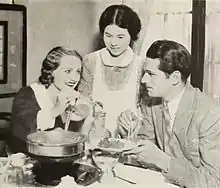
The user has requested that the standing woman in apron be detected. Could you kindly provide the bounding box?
[78,4,144,137]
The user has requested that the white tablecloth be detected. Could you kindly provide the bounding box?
[89,163,178,188]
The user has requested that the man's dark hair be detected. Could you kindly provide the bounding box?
[146,40,191,82]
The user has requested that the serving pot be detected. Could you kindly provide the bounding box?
[26,130,87,159]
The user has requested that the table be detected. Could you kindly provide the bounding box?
[0,163,179,188]
[88,163,179,188]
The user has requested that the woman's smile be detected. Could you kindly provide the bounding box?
[65,81,77,87]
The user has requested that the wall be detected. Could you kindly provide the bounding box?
[0,0,123,112]
[0,0,148,112]
[16,0,122,85]
[0,0,193,112]
[0,3,26,112]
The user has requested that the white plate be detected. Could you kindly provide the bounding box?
[97,138,137,153]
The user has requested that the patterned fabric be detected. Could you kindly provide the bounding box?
[138,84,220,188]
[78,48,145,134]
[162,102,173,155]
[101,61,134,91]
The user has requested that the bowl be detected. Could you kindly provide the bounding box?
[26,130,87,157]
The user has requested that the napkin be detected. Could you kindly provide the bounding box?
[55,175,82,188]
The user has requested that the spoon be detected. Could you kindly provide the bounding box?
[115,175,137,185]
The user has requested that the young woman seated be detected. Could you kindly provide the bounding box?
[8,46,91,153]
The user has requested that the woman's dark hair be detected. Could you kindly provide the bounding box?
[99,4,141,41]
[146,40,191,83]
[38,46,82,88]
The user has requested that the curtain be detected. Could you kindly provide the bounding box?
[130,0,192,57]
[203,1,220,103]
[122,0,192,104]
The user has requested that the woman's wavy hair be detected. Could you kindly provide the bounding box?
[38,46,82,88]
[99,4,141,41]
[146,40,191,83]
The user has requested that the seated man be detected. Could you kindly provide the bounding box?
[117,40,220,188]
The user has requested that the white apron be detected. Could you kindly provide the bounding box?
[92,50,140,134]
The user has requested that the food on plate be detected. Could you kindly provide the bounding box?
[97,138,137,152]
[98,138,125,149]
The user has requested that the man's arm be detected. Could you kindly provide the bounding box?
[115,104,156,144]
[163,110,220,188]
[136,103,156,144]
[9,87,40,153]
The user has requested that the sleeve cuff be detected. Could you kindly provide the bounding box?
[163,155,171,173]
[37,110,55,131]
[161,157,195,187]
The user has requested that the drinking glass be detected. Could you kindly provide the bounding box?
[4,166,24,187]
[91,150,121,183]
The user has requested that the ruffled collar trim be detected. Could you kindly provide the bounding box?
[100,46,134,68]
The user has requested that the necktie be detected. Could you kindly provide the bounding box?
[162,102,173,154]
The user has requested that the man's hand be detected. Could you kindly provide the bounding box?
[124,139,171,171]
[117,109,140,139]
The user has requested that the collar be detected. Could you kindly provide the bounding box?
[166,87,186,119]
[30,82,54,110]
[100,46,134,67]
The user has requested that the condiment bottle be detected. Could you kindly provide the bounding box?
[88,101,111,146]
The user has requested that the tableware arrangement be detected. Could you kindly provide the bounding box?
[89,137,138,183]
[3,165,25,187]
[72,161,101,186]
[0,153,37,187]
[91,149,121,183]
[24,101,141,187]
[89,102,138,152]
[97,138,137,153]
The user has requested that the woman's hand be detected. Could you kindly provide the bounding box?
[69,97,92,121]
[51,90,80,118]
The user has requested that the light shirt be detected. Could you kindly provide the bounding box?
[162,87,185,173]
[165,87,185,131]
[30,82,55,131]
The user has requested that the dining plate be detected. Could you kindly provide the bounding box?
[97,138,137,153]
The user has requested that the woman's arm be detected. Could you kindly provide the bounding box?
[9,87,41,153]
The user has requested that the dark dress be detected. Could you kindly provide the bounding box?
[8,86,84,154]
